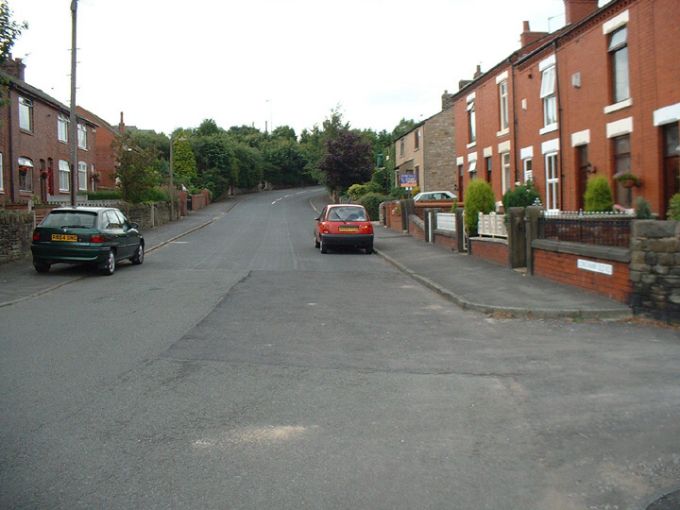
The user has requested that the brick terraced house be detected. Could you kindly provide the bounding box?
[452,0,680,216]
[0,58,99,206]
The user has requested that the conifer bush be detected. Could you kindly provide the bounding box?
[584,176,614,212]
[668,193,680,220]
[463,179,495,236]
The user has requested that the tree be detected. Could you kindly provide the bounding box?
[114,133,161,203]
[463,179,496,236]
[172,137,197,188]
[318,129,373,197]
[0,1,26,64]
[584,176,614,212]
[233,143,263,189]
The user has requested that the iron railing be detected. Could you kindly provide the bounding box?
[538,210,633,248]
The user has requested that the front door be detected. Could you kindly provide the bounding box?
[576,144,589,211]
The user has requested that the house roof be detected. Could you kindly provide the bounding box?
[0,70,97,128]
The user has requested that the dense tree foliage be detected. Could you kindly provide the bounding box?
[319,129,373,196]
[114,133,162,203]
[0,1,26,64]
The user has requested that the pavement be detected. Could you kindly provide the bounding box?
[1,195,632,320]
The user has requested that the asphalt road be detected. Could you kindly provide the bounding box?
[1,188,679,510]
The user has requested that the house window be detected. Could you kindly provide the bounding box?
[59,160,70,192]
[58,114,69,143]
[77,123,87,150]
[468,157,477,177]
[78,161,88,191]
[523,158,533,183]
[609,27,630,104]
[19,96,33,132]
[467,100,477,144]
[612,134,632,207]
[485,156,492,179]
[399,139,405,157]
[545,152,560,211]
[0,152,3,192]
[414,130,420,150]
[662,123,680,214]
[499,80,509,131]
[18,157,33,192]
[540,65,557,128]
[501,152,511,194]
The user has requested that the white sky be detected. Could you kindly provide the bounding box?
[10,0,607,136]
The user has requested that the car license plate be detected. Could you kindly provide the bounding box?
[338,226,359,232]
[51,234,78,242]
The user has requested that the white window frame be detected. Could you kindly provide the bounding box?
[77,123,87,150]
[18,157,33,192]
[523,158,533,183]
[501,152,511,194]
[19,96,33,132]
[608,26,630,105]
[78,161,88,191]
[540,65,558,131]
[59,160,70,192]
[58,114,69,143]
[545,152,560,212]
[467,98,477,146]
[499,80,509,132]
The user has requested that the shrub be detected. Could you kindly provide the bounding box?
[502,181,540,210]
[357,192,389,221]
[87,190,122,201]
[347,182,381,202]
[584,176,614,212]
[668,193,680,220]
[463,179,495,236]
[140,187,170,203]
[389,187,408,200]
[634,196,653,219]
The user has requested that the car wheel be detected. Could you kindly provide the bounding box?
[100,249,116,275]
[365,245,373,254]
[320,238,328,254]
[130,243,144,265]
[34,260,50,273]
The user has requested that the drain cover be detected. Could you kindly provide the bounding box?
[647,489,680,510]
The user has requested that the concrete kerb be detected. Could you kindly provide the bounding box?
[373,247,632,321]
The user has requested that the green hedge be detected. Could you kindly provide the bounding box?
[357,192,389,221]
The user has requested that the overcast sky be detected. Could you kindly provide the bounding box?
[11,0,608,136]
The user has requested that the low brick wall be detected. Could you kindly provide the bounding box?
[470,237,509,267]
[433,230,457,251]
[409,215,425,241]
[0,211,34,264]
[385,202,404,232]
[630,220,680,322]
[533,240,631,303]
[190,189,211,210]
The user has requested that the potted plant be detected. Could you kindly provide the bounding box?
[614,172,641,189]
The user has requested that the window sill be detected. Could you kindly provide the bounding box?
[19,129,34,136]
[604,98,632,114]
[539,124,558,135]
[496,128,510,137]
[466,142,477,149]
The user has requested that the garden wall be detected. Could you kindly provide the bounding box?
[0,211,33,264]
[469,238,509,267]
[630,220,680,322]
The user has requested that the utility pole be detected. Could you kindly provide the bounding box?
[69,0,78,206]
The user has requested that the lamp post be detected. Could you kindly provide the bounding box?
[69,0,78,206]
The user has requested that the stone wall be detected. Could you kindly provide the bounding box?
[119,202,174,231]
[630,220,680,322]
[0,211,33,263]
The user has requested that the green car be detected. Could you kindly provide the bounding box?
[31,207,144,275]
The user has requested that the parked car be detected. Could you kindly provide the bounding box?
[314,204,374,254]
[413,190,457,202]
[31,207,144,275]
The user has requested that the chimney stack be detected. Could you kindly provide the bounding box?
[473,65,482,79]
[441,90,454,110]
[1,55,26,81]
[563,0,599,25]
[520,21,549,50]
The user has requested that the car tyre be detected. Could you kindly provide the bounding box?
[365,245,373,254]
[320,238,328,254]
[100,249,116,275]
[130,243,144,265]
[34,260,50,273]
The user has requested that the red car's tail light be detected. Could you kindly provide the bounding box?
[90,234,105,243]
[32,230,41,242]
[321,222,330,234]
[359,224,373,233]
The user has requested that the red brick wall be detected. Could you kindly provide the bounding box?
[470,238,509,267]
[534,249,631,303]
[434,233,457,251]
[385,202,403,232]
[409,220,425,241]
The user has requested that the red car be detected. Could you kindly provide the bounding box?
[314,204,374,254]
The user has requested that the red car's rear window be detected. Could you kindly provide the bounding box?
[327,207,367,221]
